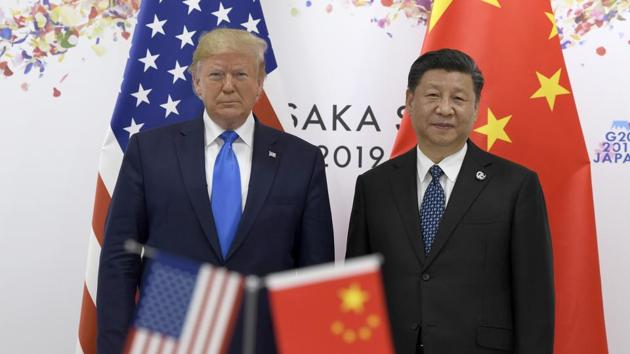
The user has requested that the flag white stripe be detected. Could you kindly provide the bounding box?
[205,273,241,354]
[146,333,162,354]
[130,329,149,354]
[266,254,382,290]
[191,269,226,354]
[177,267,213,354]
[75,338,84,354]
[161,338,176,354]
[84,230,102,300]
[98,128,125,194]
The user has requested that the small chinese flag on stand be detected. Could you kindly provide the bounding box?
[267,256,394,354]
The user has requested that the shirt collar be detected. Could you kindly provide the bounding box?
[203,111,255,147]
[416,143,467,183]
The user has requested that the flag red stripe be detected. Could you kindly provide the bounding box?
[253,89,283,132]
[78,284,98,354]
[92,174,111,246]
[202,274,230,353]
[218,278,245,354]
[156,336,166,354]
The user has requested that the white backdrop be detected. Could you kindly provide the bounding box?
[0,1,628,353]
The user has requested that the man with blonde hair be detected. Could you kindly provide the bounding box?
[97,28,334,354]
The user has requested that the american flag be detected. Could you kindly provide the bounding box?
[125,254,244,354]
[76,1,281,353]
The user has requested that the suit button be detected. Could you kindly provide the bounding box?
[410,322,419,330]
[421,273,430,281]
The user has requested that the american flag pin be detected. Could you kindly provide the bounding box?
[475,171,486,181]
[269,151,277,158]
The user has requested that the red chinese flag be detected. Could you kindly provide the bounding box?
[267,256,394,354]
[392,1,608,353]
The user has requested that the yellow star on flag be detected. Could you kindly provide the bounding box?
[474,108,512,151]
[338,283,369,314]
[481,0,501,8]
[428,0,453,32]
[530,69,570,111]
[546,12,558,39]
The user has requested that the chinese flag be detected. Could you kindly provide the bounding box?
[267,256,394,354]
[392,1,608,353]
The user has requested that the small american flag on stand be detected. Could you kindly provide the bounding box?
[125,253,244,354]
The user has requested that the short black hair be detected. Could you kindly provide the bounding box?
[407,48,484,102]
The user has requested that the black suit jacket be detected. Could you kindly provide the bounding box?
[346,141,554,354]
[97,118,334,354]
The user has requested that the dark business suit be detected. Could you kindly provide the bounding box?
[346,141,554,354]
[97,117,334,354]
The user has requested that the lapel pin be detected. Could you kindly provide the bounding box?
[268,151,277,158]
[475,171,486,181]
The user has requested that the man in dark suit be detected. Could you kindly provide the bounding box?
[346,49,554,354]
[97,28,334,354]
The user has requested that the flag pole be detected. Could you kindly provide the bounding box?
[243,275,261,354]
[124,239,157,258]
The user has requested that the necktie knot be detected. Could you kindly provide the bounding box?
[429,165,444,180]
[220,130,239,146]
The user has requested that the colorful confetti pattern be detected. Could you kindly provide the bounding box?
[0,0,628,83]
[0,0,138,82]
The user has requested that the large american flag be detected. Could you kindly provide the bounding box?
[76,1,281,353]
[125,254,244,354]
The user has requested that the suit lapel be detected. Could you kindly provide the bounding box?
[226,121,279,260]
[175,118,223,260]
[389,148,426,265]
[423,141,493,269]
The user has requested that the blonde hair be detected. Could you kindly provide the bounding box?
[190,28,267,79]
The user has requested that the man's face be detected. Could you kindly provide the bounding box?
[406,69,478,161]
[193,52,263,130]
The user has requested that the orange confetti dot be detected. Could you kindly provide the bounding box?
[53,87,61,97]
[596,46,606,56]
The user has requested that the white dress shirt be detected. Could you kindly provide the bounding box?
[416,143,467,211]
[204,111,254,211]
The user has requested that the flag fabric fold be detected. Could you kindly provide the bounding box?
[392,1,608,353]
[267,256,395,354]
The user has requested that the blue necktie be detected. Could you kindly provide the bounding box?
[211,131,242,258]
[420,165,445,255]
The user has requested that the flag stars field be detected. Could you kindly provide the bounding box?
[474,108,512,151]
[212,3,232,25]
[138,49,159,72]
[131,83,151,106]
[176,26,196,49]
[124,118,144,137]
[146,15,167,38]
[241,14,261,33]
[161,95,181,118]
[530,68,570,110]
[339,283,369,314]
[546,12,558,39]
[183,0,202,14]
[481,0,501,8]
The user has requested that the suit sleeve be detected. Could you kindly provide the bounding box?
[511,171,555,354]
[97,134,148,354]
[346,175,372,258]
[296,148,335,266]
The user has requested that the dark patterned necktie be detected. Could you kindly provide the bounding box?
[420,165,445,255]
